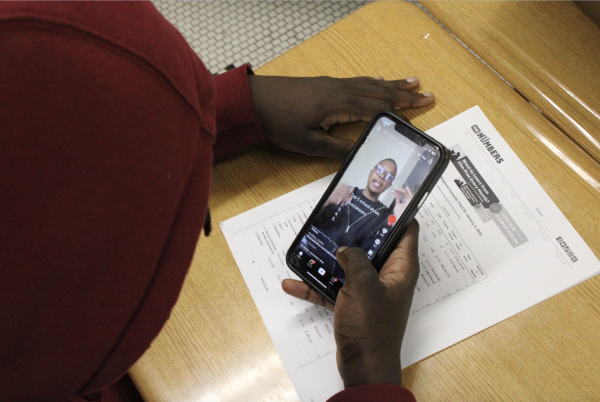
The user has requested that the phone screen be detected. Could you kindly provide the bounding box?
[289,116,442,298]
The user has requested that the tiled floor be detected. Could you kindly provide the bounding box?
[153,1,369,75]
[153,1,513,90]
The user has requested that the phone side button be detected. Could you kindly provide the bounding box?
[417,192,430,209]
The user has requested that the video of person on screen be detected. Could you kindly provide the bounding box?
[291,117,440,294]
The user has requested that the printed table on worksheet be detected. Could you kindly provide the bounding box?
[222,106,600,402]
[413,188,487,313]
[239,198,338,369]
[234,183,491,369]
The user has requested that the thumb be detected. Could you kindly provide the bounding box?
[336,247,380,290]
[379,220,421,288]
[304,129,354,161]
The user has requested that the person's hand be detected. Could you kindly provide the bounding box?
[392,186,414,224]
[282,221,420,388]
[248,75,434,160]
[324,184,355,207]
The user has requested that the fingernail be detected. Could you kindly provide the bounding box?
[373,76,384,80]
[406,76,418,84]
[422,92,434,97]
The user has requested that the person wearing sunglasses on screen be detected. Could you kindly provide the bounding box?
[310,159,415,278]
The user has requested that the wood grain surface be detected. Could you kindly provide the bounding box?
[130,2,600,401]
[422,1,600,165]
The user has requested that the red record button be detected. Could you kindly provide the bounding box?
[388,215,396,226]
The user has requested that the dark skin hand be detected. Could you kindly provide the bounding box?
[248,75,434,160]
[282,220,421,388]
[251,74,427,389]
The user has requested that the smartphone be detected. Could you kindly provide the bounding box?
[286,111,449,304]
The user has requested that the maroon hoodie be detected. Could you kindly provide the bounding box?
[0,3,414,402]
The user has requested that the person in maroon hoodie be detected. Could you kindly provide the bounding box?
[0,2,434,401]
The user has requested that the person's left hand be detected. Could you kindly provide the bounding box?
[392,186,414,224]
[248,75,434,160]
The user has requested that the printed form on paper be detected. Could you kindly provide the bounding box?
[220,106,600,402]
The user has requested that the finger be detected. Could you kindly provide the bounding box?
[396,187,409,203]
[319,102,410,131]
[282,279,335,311]
[357,88,435,109]
[348,76,420,92]
[327,96,429,127]
[394,189,402,204]
[319,108,370,131]
[405,186,414,199]
[336,247,380,289]
[396,187,408,197]
[302,129,354,160]
[388,76,419,90]
[345,77,435,108]
[351,76,384,81]
[379,220,420,287]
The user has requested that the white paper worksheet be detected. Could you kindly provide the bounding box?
[221,106,600,402]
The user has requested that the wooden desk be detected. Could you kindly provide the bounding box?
[130,2,600,401]
[422,1,600,163]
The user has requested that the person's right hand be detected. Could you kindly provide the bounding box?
[282,220,420,388]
